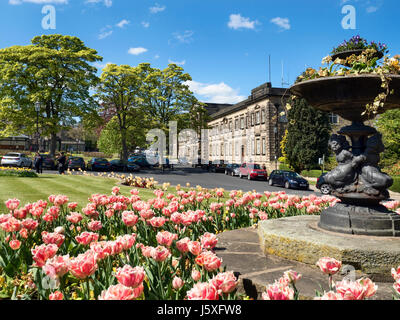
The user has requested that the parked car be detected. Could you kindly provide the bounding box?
[209,162,227,173]
[268,170,309,190]
[67,157,85,171]
[316,173,331,195]
[128,155,153,168]
[225,164,240,176]
[239,163,268,180]
[86,158,111,171]
[109,160,141,172]
[40,154,56,170]
[0,153,32,168]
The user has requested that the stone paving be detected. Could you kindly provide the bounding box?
[216,226,396,300]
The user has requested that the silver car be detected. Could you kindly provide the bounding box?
[1,153,33,168]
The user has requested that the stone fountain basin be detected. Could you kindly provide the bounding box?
[290,74,400,121]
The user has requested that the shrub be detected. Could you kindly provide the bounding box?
[390,176,400,193]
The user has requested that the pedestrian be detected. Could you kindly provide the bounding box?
[34,152,43,174]
[57,152,66,175]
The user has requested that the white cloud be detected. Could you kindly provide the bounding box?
[168,59,186,66]
[85,0,112,7]
[9,0,67,4]
[186,80,245,104]
[227,13,258,30]
[93,61,113,70]
[149,3,165,14]
[172,30,194,44]
[128,47,148,55]
[116,19,130,28]
[270,17,291,31]
[142,21,150,28]
[98,25,113,39]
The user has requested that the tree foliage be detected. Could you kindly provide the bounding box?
[376,109,400,163]
[284,97,331,173]
[0,34,102,155]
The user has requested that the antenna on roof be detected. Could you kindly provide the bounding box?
[281,60,290,88]
[268,54,272,85]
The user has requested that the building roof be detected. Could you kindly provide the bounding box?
[207,82,290,120]
[203,103,234,116]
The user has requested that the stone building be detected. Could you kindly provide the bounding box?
[178,82,348,170]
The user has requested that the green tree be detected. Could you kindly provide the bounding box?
[97,116,147,157]
[0,34,102,155]
[284,97,331,173]
[376,109,400,163]
[95,63,151,161]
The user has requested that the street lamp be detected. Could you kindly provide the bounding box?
[35,102,41,152]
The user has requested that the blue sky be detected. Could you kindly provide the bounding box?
[0,0,398,104]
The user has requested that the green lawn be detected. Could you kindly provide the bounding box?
[0,174,160,212]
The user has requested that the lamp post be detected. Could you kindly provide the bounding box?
[35,102,41,152]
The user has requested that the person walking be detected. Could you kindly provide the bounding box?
[57,152,66,175]
[34,152,43,174]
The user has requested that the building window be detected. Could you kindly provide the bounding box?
[235,119,239,130]
[261,109,266,123]
[251,113,254,126]
[235,141,239,156]
[221,144,224,156]
[256,139,261,155]
[329,113,339,124]
[251,139,255,155]
[262,137,266,155]
[256,111,260,125]
[240,117,244,129]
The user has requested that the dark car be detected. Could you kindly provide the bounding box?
[86,158,111,171]
[224,164,240,176]
[239,163,268,180]
[316,173,331,195]
[40,154,56,170]
[268,170,309,190]
[128,155,153,168]
[209,162,227,173]
[67,157,85,171]
[109,160,141,172]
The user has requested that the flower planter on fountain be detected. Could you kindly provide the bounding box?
[290,74,400,236]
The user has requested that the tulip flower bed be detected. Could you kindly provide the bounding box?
[262,256,400,300]
[0,185,343,300]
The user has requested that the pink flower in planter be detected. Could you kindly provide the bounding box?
[262,282,294,300]
[195,251,222,272]
[5,198,20,211]
[115,265,145,288]
[43,255,70,279]
[316,257,342,275]
[187,282,220,300]
[68,251,98,279]
[75,232,99,246]
[210,272,238,294]
[31,244,58,267]
[156,231,178,247]
[148,217,166,228]
[98,283,143,300]
[200,232,218,250]
[335,279,367,300]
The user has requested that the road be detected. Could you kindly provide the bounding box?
[44,166,321,197]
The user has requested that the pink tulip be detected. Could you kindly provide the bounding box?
[115,265,145,288]
[314,291,343,300]
[357,278,377,298]
[9,240,21,250]
[66,212,83,224]
[172,276,185,290]
[192,269,201,282]
[49,291,64,300]
[316,257,342,275]
[42,231,65,247]
[187,282,220,300]
[262,282,294,300]
[5,198,20,211]
[176,237,190,254]
[200,232,218,250]
[156,231,178,247]
[195,251,222,272]
[43,255,70,279]
[87,220,102,232]
[122,211,139,227]
[75,232,99,246]
[335,279,367,300]
[31,244,59,267]
[68,251,98,279]
[150,246,171,262]
[210,272,237,294]
[98,283,143,300]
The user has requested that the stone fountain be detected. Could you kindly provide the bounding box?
[290,74,400,236]
[258,53,400,280]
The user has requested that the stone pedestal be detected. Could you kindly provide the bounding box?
[258,216,400,281]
